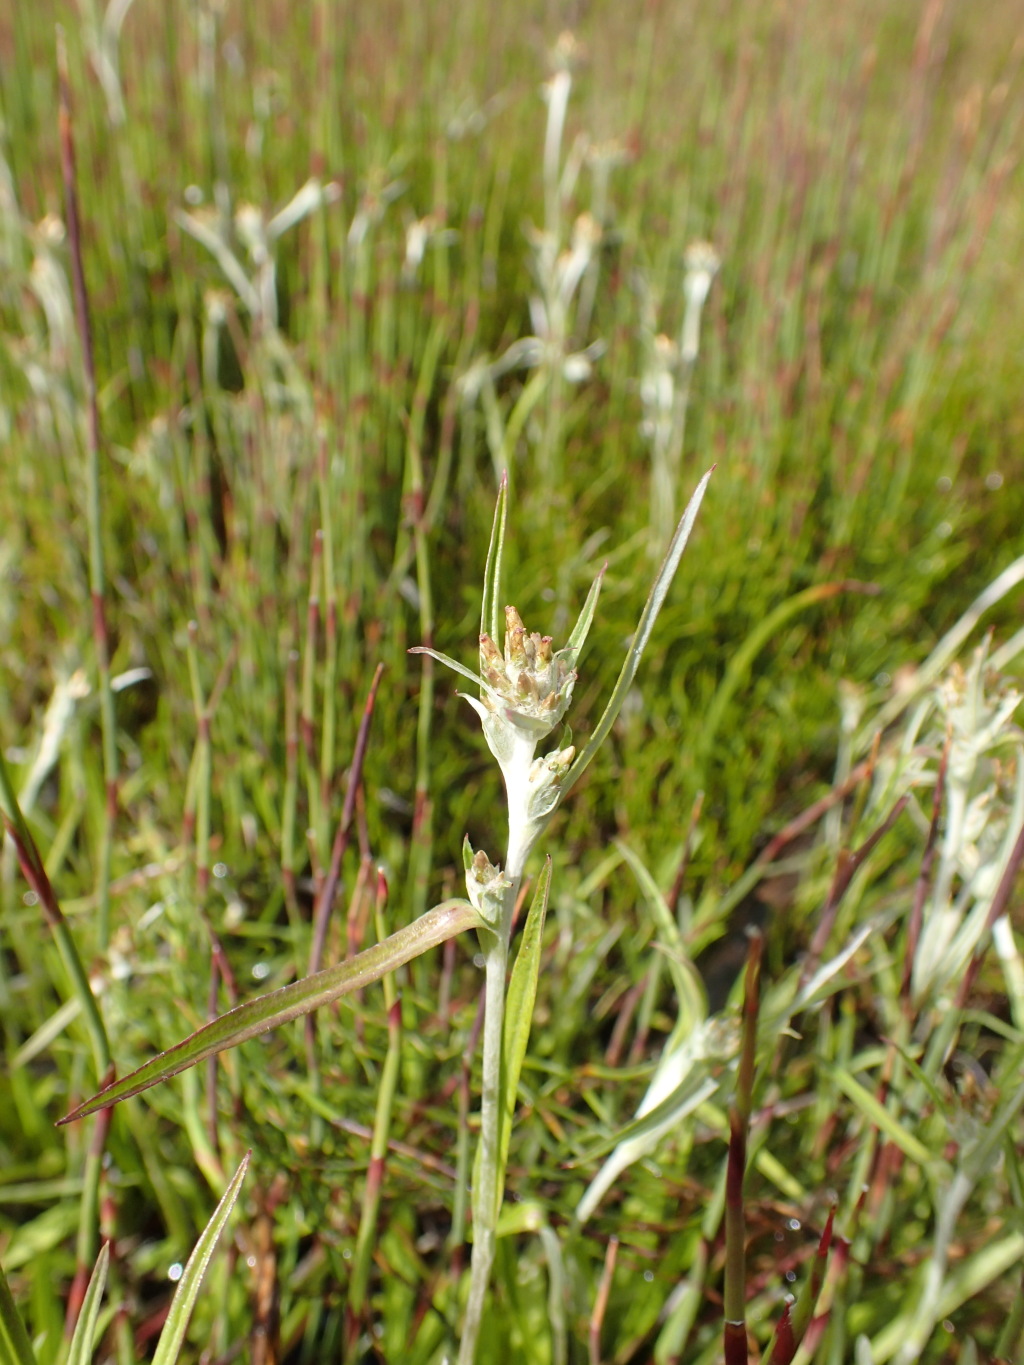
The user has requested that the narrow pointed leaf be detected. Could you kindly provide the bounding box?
[563,466,713,798]
[498,859,552,1178]
[575,1072,720,1227]
[60,899,481,1123]
[762,1207,836,1365]
[66,1242,109,1365]
[151,1153,250,1365]
[0,752,110,1078]
[562,565,606,664]
[0,1263,38,1365]
[764,1302,796,1365]
[408,648,514,726]
[613,838,682,951]
[482,472,509,643]
[408,646,489,695]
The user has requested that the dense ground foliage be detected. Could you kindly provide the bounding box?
[2,2,1024,1362]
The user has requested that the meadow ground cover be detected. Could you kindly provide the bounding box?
[2,2,1024,1361]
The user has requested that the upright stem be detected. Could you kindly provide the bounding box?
[458,793,532,1365]
[457,930,510,1363]
[724,931,763,1365]
[58,32,118,951]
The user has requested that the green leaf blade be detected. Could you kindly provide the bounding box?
[0,1263,39,1365]
[563,466,713,798]
[151,1153,250,1365]
[482,472,509,643]
[498,859,552,1179]
[66,1242,110,1365]
[60,899,481,1123]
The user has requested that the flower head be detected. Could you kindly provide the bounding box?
[681,240,721,364]
[477,606,577,739]
[458,604,584,779]
[463,837,512,926]
[411,566,602,781]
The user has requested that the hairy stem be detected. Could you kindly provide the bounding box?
[457,931,510,1364]
[458,808,530,1363]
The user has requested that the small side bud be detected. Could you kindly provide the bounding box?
[463,836,512,926]
[525,745,576,822]
[479,633,505,687]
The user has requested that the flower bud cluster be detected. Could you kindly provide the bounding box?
[463,838,513,928]
[478,606,577,739]
[414,572,601,895]
[874,638,1024,1004]
[681,240,721,364]
[464,609,583,877]
[526,746,576,823]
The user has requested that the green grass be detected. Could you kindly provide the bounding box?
[2,1,1024,1362]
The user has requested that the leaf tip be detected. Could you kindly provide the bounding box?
[56,1097,92,1128]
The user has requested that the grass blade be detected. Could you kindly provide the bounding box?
[761,1207,836,1365]
[0,753,111,1080]
[724,930,763,1365]
[0,1263,38,1365]
[347,872,403,1336]
[408,647,491,697]
[615,837,706,1034]
[66,1242,109,1365]
[150,1153,250,1365]
[826,1066,934,1169]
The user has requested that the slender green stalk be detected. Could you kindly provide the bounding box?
[654,1174,723,1365]
[346,872,402,1347]
[57,30,118,952]
[449,1000,483,1264]
[185,623,211,903]
[0,754,109,1079]
[306,663,385,1143]
[0,1263,38,1365]
[317,435,339,821]
[724,931,762,1365]
[405,353,444,924]
[65,1104,111,1340]
[457,925,512,1364]
[301,531,324,863]
[281,647,301,925]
